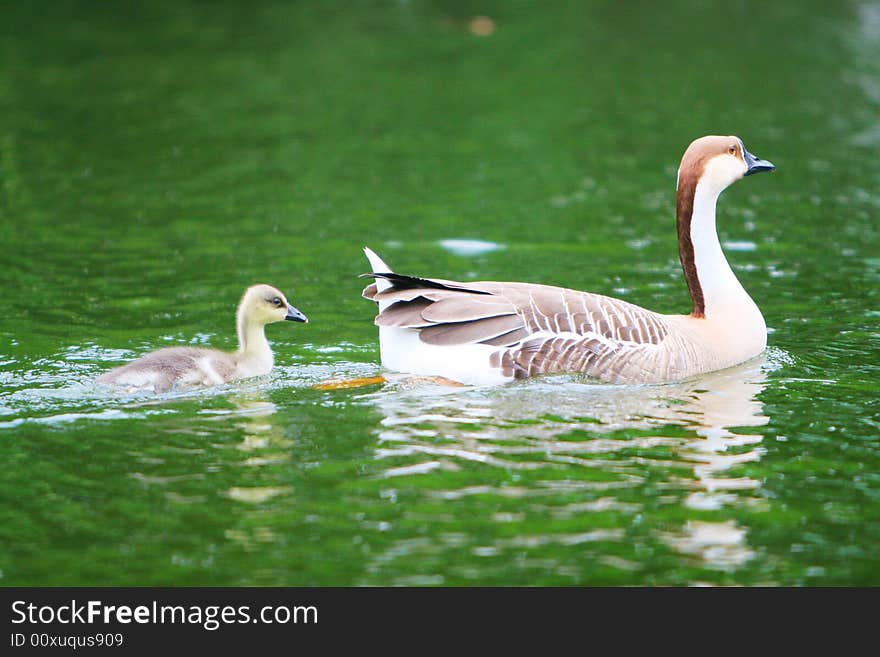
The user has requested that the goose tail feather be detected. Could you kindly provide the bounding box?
[363,247,394,293]
[363,247,397,311]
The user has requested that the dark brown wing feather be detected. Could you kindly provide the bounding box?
[373,297,435,327]
[419,314,524,346]
[420,296,515,323]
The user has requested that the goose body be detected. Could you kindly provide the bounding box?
[97,284,308,392]
[362,135,774,386]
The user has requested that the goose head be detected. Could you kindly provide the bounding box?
[239,284,308,326]
[677,135,774,195]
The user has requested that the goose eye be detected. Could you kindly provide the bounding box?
[728,145,737,155]
[271,297,283,307]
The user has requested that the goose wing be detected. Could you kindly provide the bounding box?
[363,273,676,381]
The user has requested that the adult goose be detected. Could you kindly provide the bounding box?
[362,135,774,386]
[97,284,308,392]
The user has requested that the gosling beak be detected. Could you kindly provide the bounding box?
[285,304,308,323]
[743,145,775,176]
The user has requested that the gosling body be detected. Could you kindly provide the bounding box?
[98,284,307,392]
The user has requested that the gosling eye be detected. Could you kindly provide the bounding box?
[728,144,737,155]
[271,297,283,308]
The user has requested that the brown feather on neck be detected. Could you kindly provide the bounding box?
[676,171,705,318]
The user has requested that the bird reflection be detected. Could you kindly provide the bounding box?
[201,393,291,551]
[362,354,773,573]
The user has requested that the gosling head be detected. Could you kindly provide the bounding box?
[239,284,308,326]
[677,135,775,195]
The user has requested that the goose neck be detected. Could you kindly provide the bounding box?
[676,177,753,319]
[236,310,273,371]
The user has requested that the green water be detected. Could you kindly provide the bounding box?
[1,0,878,586]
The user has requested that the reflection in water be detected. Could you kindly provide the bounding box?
[201,394,291,551]
[364,353,775,574]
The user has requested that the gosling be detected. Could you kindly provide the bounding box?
[97,284,308,392]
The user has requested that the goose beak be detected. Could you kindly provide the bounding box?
[743,146,775,176]
[285,304,308,323]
